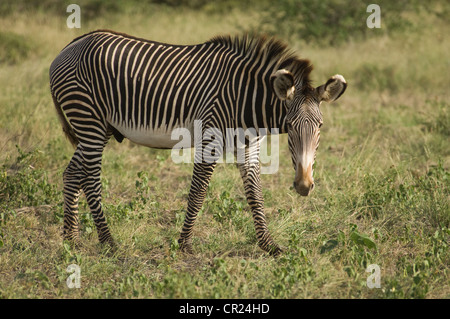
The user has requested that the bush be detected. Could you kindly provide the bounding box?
[0,146,61,212]
[254,0,448,45]
[0,32,32,65]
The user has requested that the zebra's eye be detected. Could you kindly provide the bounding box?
[287,123,293,130]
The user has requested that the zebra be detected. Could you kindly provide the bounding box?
[49,30,347,256]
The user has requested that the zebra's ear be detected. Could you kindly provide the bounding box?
[317,74,347,102]
[270,69,295,101]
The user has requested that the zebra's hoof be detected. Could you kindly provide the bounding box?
[99,236,117,251]
[63,238,81,250]
[180,246,194,254]
[99,240,117,256]
[178,238,194,254]
[268,245,283,257]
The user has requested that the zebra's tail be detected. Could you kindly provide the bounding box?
[52,94,79,148]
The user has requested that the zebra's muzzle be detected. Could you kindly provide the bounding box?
[293,162,315,196]
[293,180,314,196]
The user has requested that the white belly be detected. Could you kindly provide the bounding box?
[112,122,194,149]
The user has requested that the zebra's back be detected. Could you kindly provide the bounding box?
[50,30,235,148]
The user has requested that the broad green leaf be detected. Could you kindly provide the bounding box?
[350,231,377,250]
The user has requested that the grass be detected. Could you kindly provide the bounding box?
[0,2,449,299]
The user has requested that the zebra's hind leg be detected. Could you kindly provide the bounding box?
[79,145,115,248]
[178,162,216,253]
[63,143,114,248]
[62,146,84,245]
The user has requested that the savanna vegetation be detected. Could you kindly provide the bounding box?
[0,0,448,299]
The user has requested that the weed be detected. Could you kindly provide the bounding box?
[207,190,248,229]
[0,146,61,214]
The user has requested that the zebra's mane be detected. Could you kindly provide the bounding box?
[65,31,313,90]
[209,34,313,89]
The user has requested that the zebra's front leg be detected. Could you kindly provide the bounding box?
[178,162,216,253]
[237,158,282,256]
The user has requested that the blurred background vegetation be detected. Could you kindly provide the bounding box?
[1,0,449,45]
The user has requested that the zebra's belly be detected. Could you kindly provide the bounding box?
[112,123,194,149]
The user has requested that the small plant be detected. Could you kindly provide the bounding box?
[349,230,377,250]
[0,146,61,214]
[270,251,316,297]
[105,171,160,223]
[208,190,245,225]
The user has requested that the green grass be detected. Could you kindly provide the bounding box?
[0,2,449,299]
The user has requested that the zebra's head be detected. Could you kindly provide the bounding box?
[271,71,347,196]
